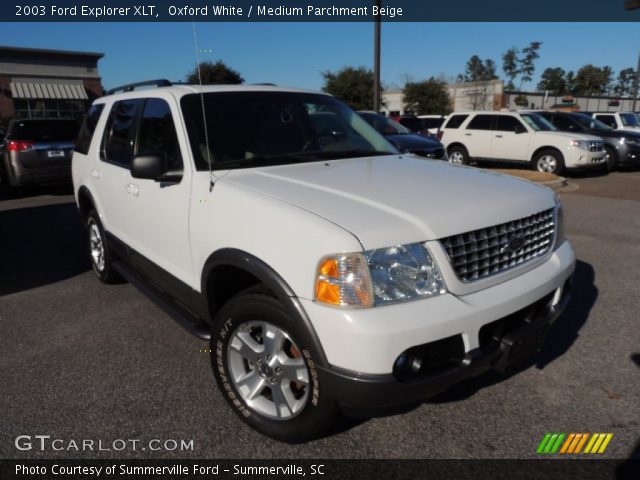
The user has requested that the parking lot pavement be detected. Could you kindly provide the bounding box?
[1,174,639,460]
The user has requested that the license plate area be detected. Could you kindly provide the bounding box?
[47,150,65,158]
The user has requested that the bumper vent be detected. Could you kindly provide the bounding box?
[589,141,604,152]
[441,208,555,283]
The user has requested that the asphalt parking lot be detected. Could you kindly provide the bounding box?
[1,171,639,460]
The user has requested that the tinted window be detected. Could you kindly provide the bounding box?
[103,100,143,167]
[137,98,182,171]
[596,115,616,128]
[422,117,444,129]
[495,115,525,132]
[75,104,105,154]
[620,113,639,127]
[181,93,395,171]
[467,115,493,130]
[549,115,580,132]
[443,114,468,129]
[398,117,422,132]
[7,119,79,142]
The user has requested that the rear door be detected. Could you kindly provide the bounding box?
[463,114,494,158]
[490,114,530,161]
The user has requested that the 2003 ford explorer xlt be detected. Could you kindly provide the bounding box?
[72,81,575,443]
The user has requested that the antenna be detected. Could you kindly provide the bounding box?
[191,20,216,192]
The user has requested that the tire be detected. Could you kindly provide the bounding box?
[87,210,122,284]
[447,145,469,165]
[604,146,618,171]
[210,292,338,443]
[532,149,565,175]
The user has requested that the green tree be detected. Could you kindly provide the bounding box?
[502,48,519,90]
[186,61,244,84]
[403,78,452,115]
[518,41,542,89]
[613,67,637,97]
[537,67,567,95]
[572,65,613,96]
[322,66,375,110]
[461,55,498,82]
[483,59,498,80]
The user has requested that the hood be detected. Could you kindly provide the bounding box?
[224,155,554,249]
[536,130,602,141]
[587,128,640,139]
[385,133,442,150]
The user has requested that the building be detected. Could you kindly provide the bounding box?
[0,45,104,123]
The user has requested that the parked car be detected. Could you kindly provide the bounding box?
[538,111,640,170]
[418,114,447,136]
[358,111,446,159]
[396,114,429,136]
[440,111,606,175]
[1,118,79,186]
[583,112,640,132]
[73,81,574,443]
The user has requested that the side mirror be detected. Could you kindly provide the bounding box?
[131,153,168,180]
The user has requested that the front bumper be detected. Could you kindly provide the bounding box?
[565,148,607,170]
[318,277,571,411]
[303,240,575,409]
[617,143,640,167]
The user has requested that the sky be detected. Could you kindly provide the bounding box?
[1,22,639,91]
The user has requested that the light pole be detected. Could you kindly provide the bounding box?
[626,1,640,111]
[373,0,381,112]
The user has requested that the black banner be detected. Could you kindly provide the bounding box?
[1,459,639,480]
[3,0,640,22]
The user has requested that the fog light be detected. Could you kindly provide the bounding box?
[410,356,422,373]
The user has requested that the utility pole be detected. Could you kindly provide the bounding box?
[373,0,381,112]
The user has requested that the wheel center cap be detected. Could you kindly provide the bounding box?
[258,362,273,378]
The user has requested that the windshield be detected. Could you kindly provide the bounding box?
[359,112,411,135]
[620,113,640,127]
[573,113,613,131]
[180,92,396,170]
[521,113,557,131]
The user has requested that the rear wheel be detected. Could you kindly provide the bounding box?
[532,149,565,175]
[211,292,338,443]
[448,146,469,165]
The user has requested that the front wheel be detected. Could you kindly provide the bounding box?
[532,150,565,175]
[87,210,122,284]
[210,292,338,443]
[447,146,469,165]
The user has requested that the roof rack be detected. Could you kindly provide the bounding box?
[106,79,172,95]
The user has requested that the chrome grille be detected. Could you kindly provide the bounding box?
[440,209,555,283]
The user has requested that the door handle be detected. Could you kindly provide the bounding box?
[464,133,472,136]
[126,183,139,197]
[495,135,503,138]
[91,169,101,179]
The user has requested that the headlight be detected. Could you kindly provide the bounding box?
[315,243,447,308]
[554,194,565,250]
[620,137,639,145]
[569,139,591,150]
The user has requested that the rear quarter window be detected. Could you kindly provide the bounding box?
[75,104,105,154]
[443,114,468,129]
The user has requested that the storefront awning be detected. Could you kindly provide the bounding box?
[10,79,88,100]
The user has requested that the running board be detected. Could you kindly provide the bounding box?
[113,261,211,341]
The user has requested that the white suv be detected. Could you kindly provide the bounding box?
[72,81,575,443]
[589,112,640,132]
[441,111,606,174]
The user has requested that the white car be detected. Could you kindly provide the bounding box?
[589,112,640,132]
[440,111,606,174]
[72,81,575,443]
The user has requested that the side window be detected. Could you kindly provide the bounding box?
[443,114,468,129]
[596,115,616,128]
[495,115,525,132]
[137,98,182,171]
[466,115,494,130]
[551,116,577,131]
[102,99,143,167]
[75,104,104,154]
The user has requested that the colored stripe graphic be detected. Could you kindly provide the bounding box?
[538,433,613,454]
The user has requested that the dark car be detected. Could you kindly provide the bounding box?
[538,111,640,170]
[358,111,446,160]
[1,118,79,187]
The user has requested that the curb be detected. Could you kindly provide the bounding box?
[539,176,568,191]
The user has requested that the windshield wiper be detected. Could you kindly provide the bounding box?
[213,150,391,169]
[307,149,393,160]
